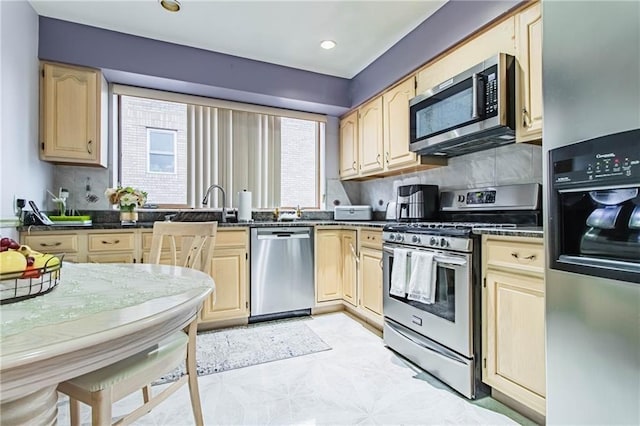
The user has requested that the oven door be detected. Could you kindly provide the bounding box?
[382,244,473,357]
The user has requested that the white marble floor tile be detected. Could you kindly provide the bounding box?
[56,312,524,425]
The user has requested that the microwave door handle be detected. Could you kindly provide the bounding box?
[471,73,479,119]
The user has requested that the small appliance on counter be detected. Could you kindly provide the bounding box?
[334,205,372,221]
[385,201,397,220]
[396,184,438,221]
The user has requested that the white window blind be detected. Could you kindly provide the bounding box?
[116,85,321,209]
[187,106,282,208]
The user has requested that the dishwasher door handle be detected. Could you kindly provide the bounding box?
[256,230,311,240]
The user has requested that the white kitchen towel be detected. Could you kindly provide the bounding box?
[407,251,437,304]
[390,248,410,297]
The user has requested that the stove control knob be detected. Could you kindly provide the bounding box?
[412,235,421,243]
[388,233,396,241]
[440,238,448,247]
[395,233,404,242]
[430,237,437,246]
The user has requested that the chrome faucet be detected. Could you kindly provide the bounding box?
[202,184,228,223]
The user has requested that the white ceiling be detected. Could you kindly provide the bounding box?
[29,0,447,79]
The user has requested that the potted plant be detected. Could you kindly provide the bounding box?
[105,186,148,225]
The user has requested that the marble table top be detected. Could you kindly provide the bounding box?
[0,263,213,401]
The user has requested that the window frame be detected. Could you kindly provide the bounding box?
[146,127,177,175]
[113,86,326,210]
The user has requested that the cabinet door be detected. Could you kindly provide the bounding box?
[341,231,358,306]
[359,247,383,316]
[339,111,359,179]
[484,269,546,415]
[515,3,543,142]
[41,63,102,165]
[416,17,516,94]
[383,78,417,170]
[358,97,384,175]
[315,230,342,302]
[200,247,248,322]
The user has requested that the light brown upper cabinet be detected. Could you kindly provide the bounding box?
[339,111,359,179]
[340,77,446,181]
[515,2,543,142]
[383,77,419,170]
[40,62,107,167]
[416,17,516,94]
[358,97,384,175]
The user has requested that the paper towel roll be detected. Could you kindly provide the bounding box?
[238,190,252,222]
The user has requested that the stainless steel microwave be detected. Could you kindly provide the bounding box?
[409,53,515,157]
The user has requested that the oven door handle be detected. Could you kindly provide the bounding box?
[434,256,467,267]
[385,320,469,364]
[384,247,467,267]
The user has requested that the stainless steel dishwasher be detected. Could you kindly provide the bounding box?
[250,227,314,321]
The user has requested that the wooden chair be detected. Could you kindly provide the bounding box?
[57,222,218,426]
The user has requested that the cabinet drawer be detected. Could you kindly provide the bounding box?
[485,238,544,273]
[24,234,78,253]
[216,229,248,248]
[360,229,382,249]
[88,233,135,252]
[142,232,182,251]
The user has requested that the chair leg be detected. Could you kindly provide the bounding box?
[69,398,81,426]
[142,385,152,404]
[186,321,204,426]
[90,389,112,426]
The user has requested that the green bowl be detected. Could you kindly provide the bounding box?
[48,215,92,221]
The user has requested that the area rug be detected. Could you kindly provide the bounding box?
[153,318,331,385]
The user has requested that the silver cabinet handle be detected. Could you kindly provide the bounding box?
[385,152,390,164]
[352,161,357,171]
[511,252,536,261]
[87,140,92,154]
[522,107,530,128]
[376,154,381,165]
[102,239,120,245]
[40,242,62,248]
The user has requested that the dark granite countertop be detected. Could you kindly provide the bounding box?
[472,227,544,238]
[18,220,389,233]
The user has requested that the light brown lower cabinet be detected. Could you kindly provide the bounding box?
[314,227,383,327]
[482,235,546,417]
[20,227,250,326]
[358,247,383,316]
[197,228,249,324]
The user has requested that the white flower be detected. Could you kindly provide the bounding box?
[119,193,138,207]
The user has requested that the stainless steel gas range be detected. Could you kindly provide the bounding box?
[382,183,541,399]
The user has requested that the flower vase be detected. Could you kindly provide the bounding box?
[120,207,138,225]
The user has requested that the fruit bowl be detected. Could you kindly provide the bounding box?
[0,255,63,304]
[0,237,64,304]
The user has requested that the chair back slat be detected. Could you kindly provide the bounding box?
[149,222,218,274]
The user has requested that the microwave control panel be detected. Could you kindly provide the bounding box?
[482,64,499,117]
[551,129,640,188]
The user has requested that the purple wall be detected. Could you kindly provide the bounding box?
[38,0,523,116]
[351,0,522,106]
[38,17,351,116]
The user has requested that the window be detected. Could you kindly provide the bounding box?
[147,129,177,173]
[117,89,324,209]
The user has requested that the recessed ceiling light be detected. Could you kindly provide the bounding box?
[320,40,337,50]
[160,0,181,12]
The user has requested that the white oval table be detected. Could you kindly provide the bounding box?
[0,263,214,426]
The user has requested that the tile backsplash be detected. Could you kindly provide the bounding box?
[51,165,111,212]
[355,143,542,211]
